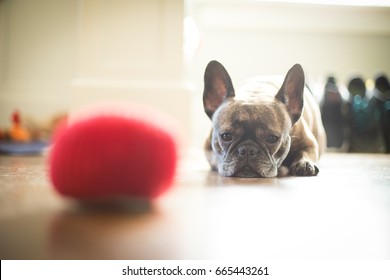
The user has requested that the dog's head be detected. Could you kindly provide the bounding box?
[203,61,305,177]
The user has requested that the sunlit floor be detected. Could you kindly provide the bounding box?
[0,151,389,259]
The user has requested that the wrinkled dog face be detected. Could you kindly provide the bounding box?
[203,61,305,178]
[210,99,292,177]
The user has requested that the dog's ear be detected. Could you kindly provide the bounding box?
[203,60,235,119]
[275,64,305,124]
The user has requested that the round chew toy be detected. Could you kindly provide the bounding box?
[48,106,179,200]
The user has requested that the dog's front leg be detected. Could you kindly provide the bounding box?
[289,150,319,176]
[287,123,320,176]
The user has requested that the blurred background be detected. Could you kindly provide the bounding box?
[0,0,389,151]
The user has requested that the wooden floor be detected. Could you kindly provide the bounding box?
[0,151,389,260]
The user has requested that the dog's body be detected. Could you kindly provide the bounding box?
[203,61,326,177]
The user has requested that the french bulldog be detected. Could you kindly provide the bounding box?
[203,60,326,177]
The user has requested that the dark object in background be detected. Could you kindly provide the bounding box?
[346,76,385,153]
[373,74,390,153]
[320,76,346,149]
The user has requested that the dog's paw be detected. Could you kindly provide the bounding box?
[290,160,319,176]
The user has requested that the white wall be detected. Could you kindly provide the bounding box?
[188,0,390,148]
[70,0,194,146]
[0,0,194,145]
[1,0,390,149]
[188,1,390,82]
[0,0,78,125]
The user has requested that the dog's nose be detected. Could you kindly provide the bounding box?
[238,144,258,157]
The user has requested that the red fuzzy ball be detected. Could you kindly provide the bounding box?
[49,108,179,200]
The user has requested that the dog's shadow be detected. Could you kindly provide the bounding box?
[205,171,287,188]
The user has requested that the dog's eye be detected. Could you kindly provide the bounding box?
[267,135,279,144]
[220,133,233,142]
